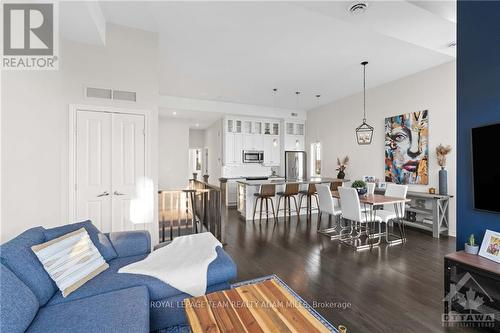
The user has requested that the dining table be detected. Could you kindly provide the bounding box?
[331,190,411,250]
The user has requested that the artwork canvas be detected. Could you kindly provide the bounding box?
[385,110,429,185]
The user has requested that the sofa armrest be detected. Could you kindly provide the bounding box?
[106,231,151,258]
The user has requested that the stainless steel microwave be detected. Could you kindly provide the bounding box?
[243,150,264,163]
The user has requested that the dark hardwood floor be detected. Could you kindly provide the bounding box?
[222,209,479,333]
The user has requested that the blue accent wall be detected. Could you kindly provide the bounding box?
[457,1,500,249]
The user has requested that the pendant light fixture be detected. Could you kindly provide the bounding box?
[314,94,321,142]
[294,91,301,148]
[355,61,374,145]
[272,88,278,146]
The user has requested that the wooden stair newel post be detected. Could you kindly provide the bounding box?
[219,178,228,244]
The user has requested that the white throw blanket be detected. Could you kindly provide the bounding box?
[118,232,222,297]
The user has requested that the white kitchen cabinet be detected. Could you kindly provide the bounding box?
[243,133,264,151]
[254,121,262,135]
[227,179,241,206]
[226,118,242,133]
[234,134,243,163]
[225,117,281,166]
[225,133,235,164]
[253,134,263,151]
[263,136,280,166]
[243,120,252,134]
[225,132,243,165]
[284,121,305,151]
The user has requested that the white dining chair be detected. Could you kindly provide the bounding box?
[338,187,382,248]
[366,182,376,195]
[316,184,342,236]
[376,184,408,223]
[376,184,408,243]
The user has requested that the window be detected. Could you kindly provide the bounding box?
[189,148,203,176]
[311,142,321,177]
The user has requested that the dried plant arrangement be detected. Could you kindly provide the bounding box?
[436,144,452,167]
[336,156,349,172]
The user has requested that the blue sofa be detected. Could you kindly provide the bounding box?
[0,221,237,332]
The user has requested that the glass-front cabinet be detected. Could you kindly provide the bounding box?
[284,121,305,151]
[254,121,262,135]
[224,116,281,166]
[226,118,243,133]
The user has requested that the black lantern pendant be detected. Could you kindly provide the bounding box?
[355,61,374,145]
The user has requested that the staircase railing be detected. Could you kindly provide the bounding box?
[158,175,227,244]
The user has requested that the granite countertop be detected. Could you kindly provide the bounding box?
[237,177,348,186]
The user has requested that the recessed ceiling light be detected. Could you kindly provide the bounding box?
[348,2,368,15]
[195,123,200,127]
[172,111,177,116]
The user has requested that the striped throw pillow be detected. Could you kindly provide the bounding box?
[31,227,109,297]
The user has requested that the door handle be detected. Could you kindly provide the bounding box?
[97,191,109,197]
[113,191,125,196]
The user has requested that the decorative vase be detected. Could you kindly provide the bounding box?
[337,170,345,179]
[355,187,367,196]
[439,167,448,195]
[464,243,479,255]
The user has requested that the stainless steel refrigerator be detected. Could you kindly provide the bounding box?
[285,151,307,180]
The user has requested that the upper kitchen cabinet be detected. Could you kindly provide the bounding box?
[263,136,280,166]
[243,120,253,134]
[225,133,243,165]
[226,118,242,133]
[284,121,305,151]
[263,121,280,135]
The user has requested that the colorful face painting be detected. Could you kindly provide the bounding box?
[385,110,429,185]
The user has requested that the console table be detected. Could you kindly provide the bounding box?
[444,251,500,331]
[376,189,452,238]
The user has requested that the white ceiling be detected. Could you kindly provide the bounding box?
[159,108,223,129]
[79,1,456,110]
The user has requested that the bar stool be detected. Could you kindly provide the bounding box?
[252,184,277,222]
[276,183,300,220]
[298,183,319,217]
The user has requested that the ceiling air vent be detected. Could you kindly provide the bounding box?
[113,90,136,102]
[86,87,112,100]
[348,2,368,15]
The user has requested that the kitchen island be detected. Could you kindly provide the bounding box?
[236,177,348,220]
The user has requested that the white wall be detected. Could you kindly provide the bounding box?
[306,61,457,235]
[158,117,190,189]
[203,120,223,185]
[1,24,160,242]
[189,129,205,148]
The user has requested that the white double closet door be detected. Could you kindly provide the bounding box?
[75,110,146,233]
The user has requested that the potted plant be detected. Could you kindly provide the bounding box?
[465,234,479,255]
[436,144,452,195]
[336,156,349,179]
[351,180,367,196]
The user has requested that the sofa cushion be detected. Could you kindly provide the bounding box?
[32,228,109,297]
[26,286,149,333]
[0,264,39,333]
[0,227,56,305]
[107,230,151,258]
[43,220,117,261]
[47,246,237,306]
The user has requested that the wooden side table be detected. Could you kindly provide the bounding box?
[185,279,336,333]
